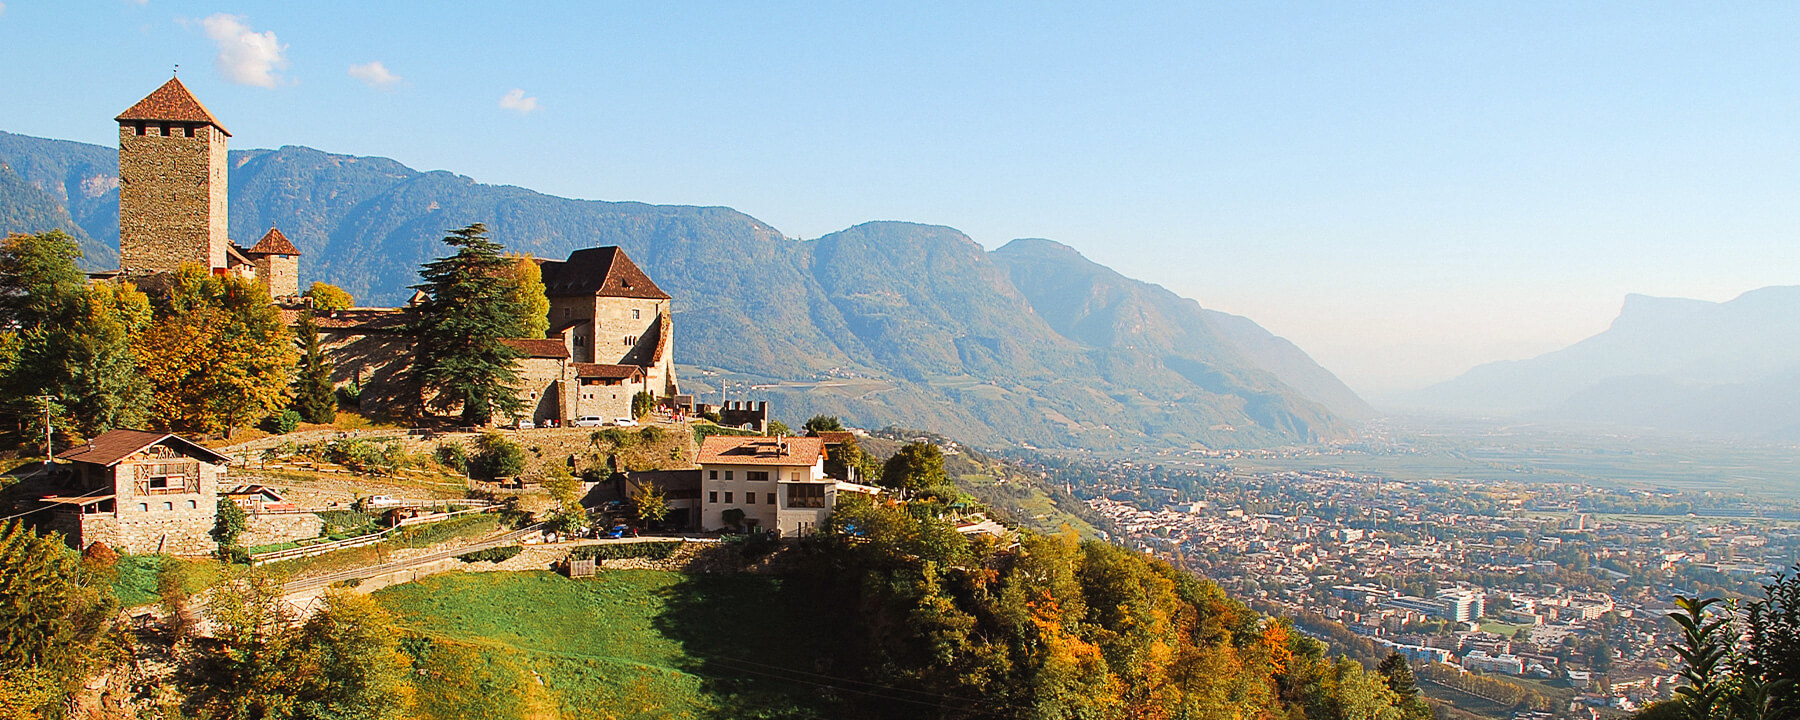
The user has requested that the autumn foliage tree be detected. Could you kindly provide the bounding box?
[137,265,296,436]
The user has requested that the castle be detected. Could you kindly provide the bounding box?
[112,77,679,424]
[115,77,300,298]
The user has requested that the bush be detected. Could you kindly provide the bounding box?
[261,409,301,435]
[591,427,631,448]
[326,438,410,473]
[568,541,681,561]
[392,514,498,547]
[472,433,525,479]
[335,379,362,409]
[456,545,523,563]
[435,443,468,473]
[631,391,654,419]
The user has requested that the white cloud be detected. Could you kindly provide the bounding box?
[348,61,401,90]
[499,88,539,114]
[201,13,287,88]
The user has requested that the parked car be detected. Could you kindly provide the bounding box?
[612,417,639,427]
[574,415,605,427]
[512,418,534,430]
[604,524,630,539]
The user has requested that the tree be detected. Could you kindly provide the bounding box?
[502,254,549,338]
[214,497,248,553]
[631,390,654,420]
[288,591,413,720]
[542,464,588,533]
[766,419,792,436]
[881,441,946,491]
[824,436,879,483]
[0,521,119,716]
[472,432,525,479]
[293,313,338,424]
[304,282,354,313]
[407,224,525,425]
[1378,651,1432,720]
[0,230,86,329]
[631,483,669,525]
[138,266,296,436]
[804,415,843,435]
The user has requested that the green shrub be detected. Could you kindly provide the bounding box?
[631,391,654,419]
[435,442,468,473]
[324,437,411,473]
[392,514,499,547]
[456,545,524,563]
[335,379,361,408]
[262,409,302,435]
[591,427,631,448]
[472,432,525,479]
[567,541,681,561]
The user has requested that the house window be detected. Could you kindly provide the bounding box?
[788,484,826,508]
[724,492,733,503]
[162,502,173,511]
[189,500,198,509]
[724,471,733,481]
[709,470,718,480]
[747,471,769,482]
[745,493,755,505]
[139,503,148,512]
[766,493,776,505]
[632,309,640,319]
[709,491,717,503]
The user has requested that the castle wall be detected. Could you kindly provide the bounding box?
[255,254,300,298]
[515,356,570,425]
[118,121,227,274]
[322,330,415,420]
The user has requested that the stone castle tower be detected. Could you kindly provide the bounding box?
[113,78,302,299]
[116,77,231,275]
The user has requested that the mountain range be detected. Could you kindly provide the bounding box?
[0,130,1369,449]
[1405,287,1800,440]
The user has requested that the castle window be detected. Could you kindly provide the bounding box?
[575,335,585,347]
[632,309,641,319]
[160,123,171,137]
[562,308,571,320]
[134,122,147,136]
[184,125,196,138]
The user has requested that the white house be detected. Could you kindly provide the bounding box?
[697,435,880,536]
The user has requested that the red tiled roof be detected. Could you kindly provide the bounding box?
[56,428,231,467]
[115,77,231,136]
[538,247,671,300]
[246,227,301,255]
[814,431,856,444]
[697,436,823,467]
[574,363,643,380]
[501,338,569,359]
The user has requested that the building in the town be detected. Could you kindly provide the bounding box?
[539,247,677,408]
[39,429,231,555]
[696,435,881,536]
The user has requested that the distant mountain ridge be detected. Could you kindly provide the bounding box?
[1406,286,1800,439]
[0,130,1368,449]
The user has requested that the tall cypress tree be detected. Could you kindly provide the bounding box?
[407,223,524,425]
[292,313,337,424]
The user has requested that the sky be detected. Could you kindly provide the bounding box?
[4,2,1799,400]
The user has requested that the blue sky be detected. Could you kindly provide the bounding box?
[4,2,1799,397]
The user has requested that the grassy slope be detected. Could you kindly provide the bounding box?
[374,569,843,719]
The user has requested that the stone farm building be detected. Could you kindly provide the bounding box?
[40,429,231,555]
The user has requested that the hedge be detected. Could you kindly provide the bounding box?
[568,541,681,561]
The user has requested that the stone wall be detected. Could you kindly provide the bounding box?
[118,121,227,274]
[515,356,570,424]
[241,512,324,547]
[324,330,414,419]
[105,462,223,556]
[255,253,300,298]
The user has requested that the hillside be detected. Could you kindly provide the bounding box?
[1405,286,1800,439]
[0,131,1366,449]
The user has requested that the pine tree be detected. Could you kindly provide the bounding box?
[407,224,525,425]
[293,313,337,424]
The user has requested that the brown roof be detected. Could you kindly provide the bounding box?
[574,363,643,380]
[500,338,569,359]
[56,429,232,467]
[538,247,671,300]
[246,227,301,255]
[814,431,857,444]
[697,436,823,467]
[115,77,232,136]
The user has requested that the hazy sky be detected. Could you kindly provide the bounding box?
[4,2,1799,399]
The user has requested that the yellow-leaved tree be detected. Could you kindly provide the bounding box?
[137,266,296,436]
[503,254,549,338]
